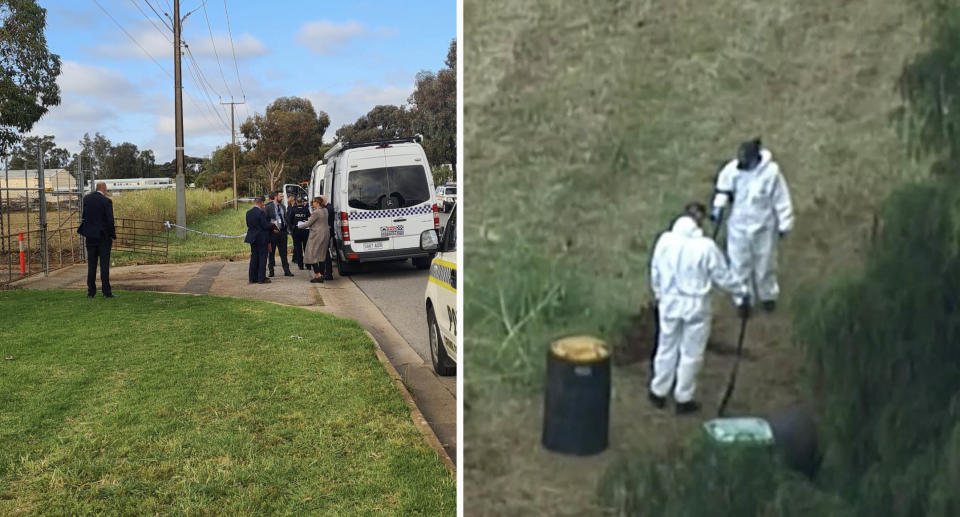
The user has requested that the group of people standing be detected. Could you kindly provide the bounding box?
[245,191,334,285]
[647,138,794,414]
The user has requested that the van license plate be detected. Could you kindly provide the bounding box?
[380,225,404,237]
[363,242,384,250]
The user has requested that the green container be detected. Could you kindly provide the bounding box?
[702,417,775,447]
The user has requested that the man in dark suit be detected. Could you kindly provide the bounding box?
[78,182,117,298]
[245,195,273,284]
[264,191,293,277]
[322,194,335,280]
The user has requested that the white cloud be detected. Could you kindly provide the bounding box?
[300,82,414,136]
[187,33,268,59]
[295,21,372,55]
[57,61,164,113]
[90,25,171,61]
[59,61,135,98]
[91,22,267,63]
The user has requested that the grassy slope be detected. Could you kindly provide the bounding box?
[465,0,927,514]
[112,203,253,266]
[0,290,454,515]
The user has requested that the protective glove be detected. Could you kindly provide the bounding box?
[297,221,307,229]
[709,206,722,222]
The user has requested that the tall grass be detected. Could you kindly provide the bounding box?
[598,174,960,517]
[111,189,233,224]
[597,2,960,510]
[464,0,925,396]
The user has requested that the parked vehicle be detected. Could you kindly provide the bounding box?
[437,183,457,213]
[421,203,457,375]
[311,136,440,275]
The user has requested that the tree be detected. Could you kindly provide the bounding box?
[104,142,139,179]
[240,96,326,192]
[335,104,414,143]
[48,146,69,167]
[7,134,66,168]
[409,38,457,173]
[0,0,62,158]
[78,132,112,179]
[135,149,155,178]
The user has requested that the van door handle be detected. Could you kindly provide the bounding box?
[393,218,406,222]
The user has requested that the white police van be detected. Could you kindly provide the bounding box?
[421,203,456,375]
[314,136,440,275]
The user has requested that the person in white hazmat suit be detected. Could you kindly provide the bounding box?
[711,139,794,313]
[649,203,748,414]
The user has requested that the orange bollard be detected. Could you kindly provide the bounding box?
[18,233,25,274]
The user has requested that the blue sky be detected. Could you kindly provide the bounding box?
[30,0,456,163]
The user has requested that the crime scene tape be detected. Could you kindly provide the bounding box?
[163,221,246,239]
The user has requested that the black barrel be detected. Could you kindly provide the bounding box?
[766,405,821,478]
[542,336,611,455]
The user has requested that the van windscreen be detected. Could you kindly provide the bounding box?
[348,165,430,210]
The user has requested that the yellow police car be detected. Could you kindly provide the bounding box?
[420,203,457,376]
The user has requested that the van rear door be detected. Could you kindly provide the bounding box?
[384,150,434,251]
[345,149,394,253]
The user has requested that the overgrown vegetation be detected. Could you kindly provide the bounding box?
[0,289,454,515]
[111,188,232,224]
[595,1,960,515]
[111,201,251,266]
[465,0,922,399]
[464,0,957,514]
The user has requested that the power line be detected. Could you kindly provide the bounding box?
[91,0,172,78]
[129,0,171,43]
[182,53,226,130]
[183,44,231,131]
[141,0,172,31]
[183,42,223,99]
[223,0,246,100]
[201,0,232,98]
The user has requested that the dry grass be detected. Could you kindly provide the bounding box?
[463,0,929,514]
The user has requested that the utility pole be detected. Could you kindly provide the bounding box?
[173,0,186,238]
[220,97,245,211]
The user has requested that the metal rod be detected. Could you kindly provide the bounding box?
[24,167,30,275]
[38,146,48,276]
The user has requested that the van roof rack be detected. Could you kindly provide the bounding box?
[324,135,423,160]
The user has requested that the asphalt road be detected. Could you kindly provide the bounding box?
[349,211,456,395]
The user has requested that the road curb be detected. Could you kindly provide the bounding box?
[363,329,456,475]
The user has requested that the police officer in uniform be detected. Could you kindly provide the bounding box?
[288,195,311,270]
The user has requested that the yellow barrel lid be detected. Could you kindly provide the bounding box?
[550,335,609,363]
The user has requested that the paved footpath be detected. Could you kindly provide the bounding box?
[14,261,457,467]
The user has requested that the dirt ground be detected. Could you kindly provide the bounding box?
[464,305,803,516]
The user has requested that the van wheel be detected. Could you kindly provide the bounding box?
[336,255,353,276]
[412,256,432,270]
[428,305,455,376]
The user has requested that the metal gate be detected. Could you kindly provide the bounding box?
[0,156,85,288]
[0,154,169,289]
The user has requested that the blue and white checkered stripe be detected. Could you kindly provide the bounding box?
[347,204,432,221]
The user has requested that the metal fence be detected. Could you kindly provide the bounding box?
[0,155,169,289]
[114,218,169,256]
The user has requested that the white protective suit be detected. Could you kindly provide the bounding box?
[649,216,746,403]
[712,149,794,304]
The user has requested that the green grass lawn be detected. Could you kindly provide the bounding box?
[113,204,253,266]
[0,290,454,515]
